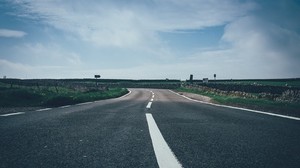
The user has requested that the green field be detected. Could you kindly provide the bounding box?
[1,78,299,116]
[0,82,128,107]
[195,78,300,87]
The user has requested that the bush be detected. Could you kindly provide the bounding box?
[0,88,43,107]
[43,96,79,107]
[275,90,300,102]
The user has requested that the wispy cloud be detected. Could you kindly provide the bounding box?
[2,0,299,79]
[12,42,83,66]
[9,0,256,48]
[186,15,300,78]
[0,58,79,79]
[0,29,27,38]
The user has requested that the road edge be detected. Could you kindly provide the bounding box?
[169,90,300,121]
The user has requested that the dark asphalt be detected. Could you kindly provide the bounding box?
[1,89,300,168]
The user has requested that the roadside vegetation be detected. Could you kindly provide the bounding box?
[1,78,299,116]
[176,83,300,117]
[0,81,128,108]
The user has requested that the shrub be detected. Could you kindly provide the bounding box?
[44,96,78,107]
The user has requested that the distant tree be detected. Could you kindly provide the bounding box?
[189,74,193,84]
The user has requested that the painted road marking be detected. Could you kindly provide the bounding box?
[151,98,154,101]
[0,112,25,117]
[146,102,152,109]
[59,105,71,108]
[169,90,300,121]
[118,90,132,99]
[146,113,182,168]
[76,102,93,106]
[36,108,52,112]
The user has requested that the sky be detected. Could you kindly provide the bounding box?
[0,0,300,80]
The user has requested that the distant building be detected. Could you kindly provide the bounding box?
[203,78,208,83]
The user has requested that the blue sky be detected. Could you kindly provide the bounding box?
[0,0,300,79]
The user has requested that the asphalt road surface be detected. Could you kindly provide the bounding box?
[1,89,300,168]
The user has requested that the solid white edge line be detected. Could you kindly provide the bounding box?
[36,108,52,112]
[1,90,132,117]
[76,102,93,106]
[146,113,182,168]
[59,105,71,108]
[0,112,25,117]
[146,102,153,109]
[76,90,132,104]
[169,90,300,121]
[118,90,132,99]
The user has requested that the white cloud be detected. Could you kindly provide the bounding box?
[0,59,31,74]
[10,0,256,48]
[149,0,257,30]
[4,0,299,79]
[0,29,27,38]
[13,43,83,66]
[184,16,300,79]
[0,59,82,79]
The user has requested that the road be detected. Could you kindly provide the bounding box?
[1,89,300,168]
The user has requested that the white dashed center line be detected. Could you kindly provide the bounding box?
[146,102,153,109]
[146,113,182,168]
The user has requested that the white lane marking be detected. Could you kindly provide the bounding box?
[151,90,155,98]
[146,102,152,109]
[36,108,52,112]
[76,102,93,106]
[59,105,71,108]
[94,90,131,102]
[0,112,25,117]
[169,90,300,121]
[118,90,132,99]
[146,113,182,168]
[151,98,154,102]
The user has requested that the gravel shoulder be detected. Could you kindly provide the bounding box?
[176,92,212,103]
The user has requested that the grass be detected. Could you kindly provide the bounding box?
[0,84,128,108]
[176,87,300,116]
[212,80,300,87]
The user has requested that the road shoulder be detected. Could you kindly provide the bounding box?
[171,90,300,120]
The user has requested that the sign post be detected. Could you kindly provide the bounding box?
[94,75,101,86]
